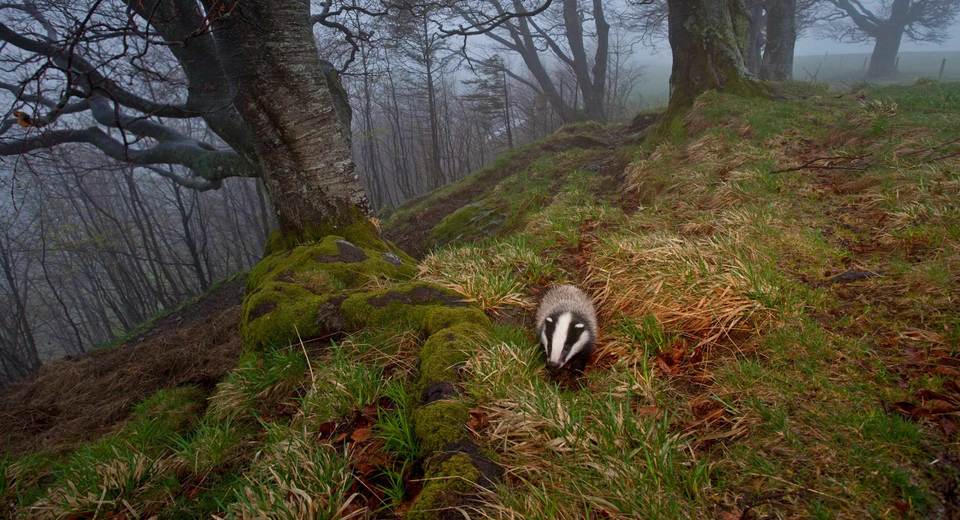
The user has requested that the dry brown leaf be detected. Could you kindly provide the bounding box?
[351,427,373,443]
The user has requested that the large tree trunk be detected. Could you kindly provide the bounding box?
[211,2,368,237]
[761,0,797,80]
[866,27,904,79]
[666,0,759,113]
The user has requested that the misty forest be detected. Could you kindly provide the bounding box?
[1,0,959,518]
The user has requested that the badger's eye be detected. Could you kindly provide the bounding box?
[545,317,553,323]
[574,323,585,329]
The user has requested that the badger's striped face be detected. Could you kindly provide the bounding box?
[541,311,591,370]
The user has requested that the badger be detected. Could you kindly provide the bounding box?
[535,285,598,372]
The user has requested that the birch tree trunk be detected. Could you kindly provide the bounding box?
[210,1,369,239]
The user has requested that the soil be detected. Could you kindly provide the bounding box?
[0,277,246,456]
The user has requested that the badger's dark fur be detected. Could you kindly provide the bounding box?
[535,285,597,372]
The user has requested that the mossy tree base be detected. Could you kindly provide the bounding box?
[240,230,501,517]
[653,0,769,143]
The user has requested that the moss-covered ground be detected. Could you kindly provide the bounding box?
[3,81,959,518]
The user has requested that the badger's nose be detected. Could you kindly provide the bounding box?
[545,361,561,372]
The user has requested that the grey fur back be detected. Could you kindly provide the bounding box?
[536,285,598,338]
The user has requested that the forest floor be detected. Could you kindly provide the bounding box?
[0,277,245,455]
[2,81,959,519]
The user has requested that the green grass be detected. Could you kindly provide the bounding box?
[6,81,960,519]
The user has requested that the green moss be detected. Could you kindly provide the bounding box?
[428,202,504,249]
[242,236,417,351]
[417,323,485,389]
[413,401,470,455]
[264,209,382,255]
[241,283,329,351]
[339,283,488,333]
[407,453,481,520]
[248,235,414,292]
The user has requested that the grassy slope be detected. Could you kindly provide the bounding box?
[3,81,958,519]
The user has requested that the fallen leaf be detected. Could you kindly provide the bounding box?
[362,402,379,418]
[926,399,960,414]
[467,408,488,430]
[891,401,930,420]
[351,427,372,443]
[317,421,337,437]
[635,405,661,418]
[916,389,956,404]
[932,366,960,378]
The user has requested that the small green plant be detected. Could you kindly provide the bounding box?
[376,464,409,510]
[376,381,419,463]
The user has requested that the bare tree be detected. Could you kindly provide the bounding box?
[822,0,960,78]
[458,0,610,121]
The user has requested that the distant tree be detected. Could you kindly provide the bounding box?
[639,0,814,82]
[387,5,453,189]
[462,57,515,150]
[458,0,611,122]
[823,0,960,79]
[745,0,768,75]
[762,0,799,80]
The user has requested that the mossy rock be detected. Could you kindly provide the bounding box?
[406,453,481,520]
[413,400,470,455]
[241,236,416,351]
[340,283,489,334]
[417,323,486,391]
[247,235,414,292]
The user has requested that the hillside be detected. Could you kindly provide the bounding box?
[2,81,959,519]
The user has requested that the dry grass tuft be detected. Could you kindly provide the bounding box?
[31,450,176,519]
[585,232,776,361]
[419,241,556,313]
[227,429,364,519]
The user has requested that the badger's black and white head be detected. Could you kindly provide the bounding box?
[540,310,594,371]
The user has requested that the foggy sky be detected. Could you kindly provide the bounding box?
[637,18,960,64]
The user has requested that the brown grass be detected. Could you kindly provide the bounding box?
[585,232,776,364]
[0,279,245,456]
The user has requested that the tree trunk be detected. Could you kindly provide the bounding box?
[666,0,759,113]
[211,2,368,238]
[867,27,904,79]
[761,0,797,80]
[745,0,765,75]
[502,68,514,149]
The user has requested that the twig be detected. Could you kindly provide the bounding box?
[293,325,316,391]
[771,155,870,174]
